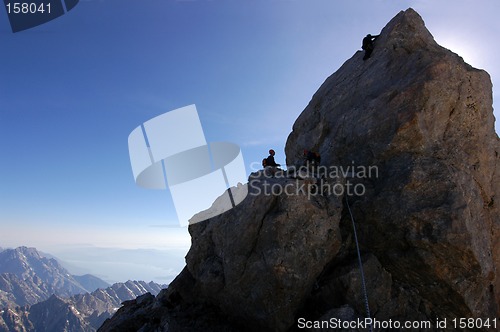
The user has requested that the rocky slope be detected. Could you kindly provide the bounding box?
[0,281,165,332]
[99,8,499,332]
[0,247,108,308]
[0,247,166,331]
[0,247,88,308]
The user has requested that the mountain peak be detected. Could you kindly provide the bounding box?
[4,246,41,260]
[378,8,436,51]
[0,247,110,308]
[0,250,166,332]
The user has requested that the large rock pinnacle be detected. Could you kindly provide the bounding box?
[286,7,500,320]
[100,8,500,332]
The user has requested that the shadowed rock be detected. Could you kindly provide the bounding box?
[285,7,500,321]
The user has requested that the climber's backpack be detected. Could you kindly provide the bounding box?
[262,158,267,168]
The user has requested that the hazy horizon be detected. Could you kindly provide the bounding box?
[0,242,188,284]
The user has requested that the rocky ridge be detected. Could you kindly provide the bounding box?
[0,246,167,331]
[0,246,100,308]
[0,280,165,332]
[99,8,500,332]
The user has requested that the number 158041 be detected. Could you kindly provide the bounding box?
[5,2,51,14]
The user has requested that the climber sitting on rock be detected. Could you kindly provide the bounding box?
[263,149,281,177]
[362,34,379,60]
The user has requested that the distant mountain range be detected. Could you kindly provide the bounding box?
[0,247,167,332]
[1,280,165,332]
[0,246,108,308]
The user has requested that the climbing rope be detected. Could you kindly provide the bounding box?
[345,195,373,332]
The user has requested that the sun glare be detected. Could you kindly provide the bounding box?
[436,36,486,70]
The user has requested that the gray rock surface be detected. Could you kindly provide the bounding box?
[184,173,343,331]
[285,7,500,321]
[99,8,500,332]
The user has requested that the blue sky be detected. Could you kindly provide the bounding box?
[1,0,499,283]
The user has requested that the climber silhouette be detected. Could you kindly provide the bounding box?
[263,149,281,177]
[362,34,379,60]
[265,149,280,167]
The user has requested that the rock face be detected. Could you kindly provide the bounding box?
[285,7,500,321]
[186,175,343,331]
[99,8,500,332]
